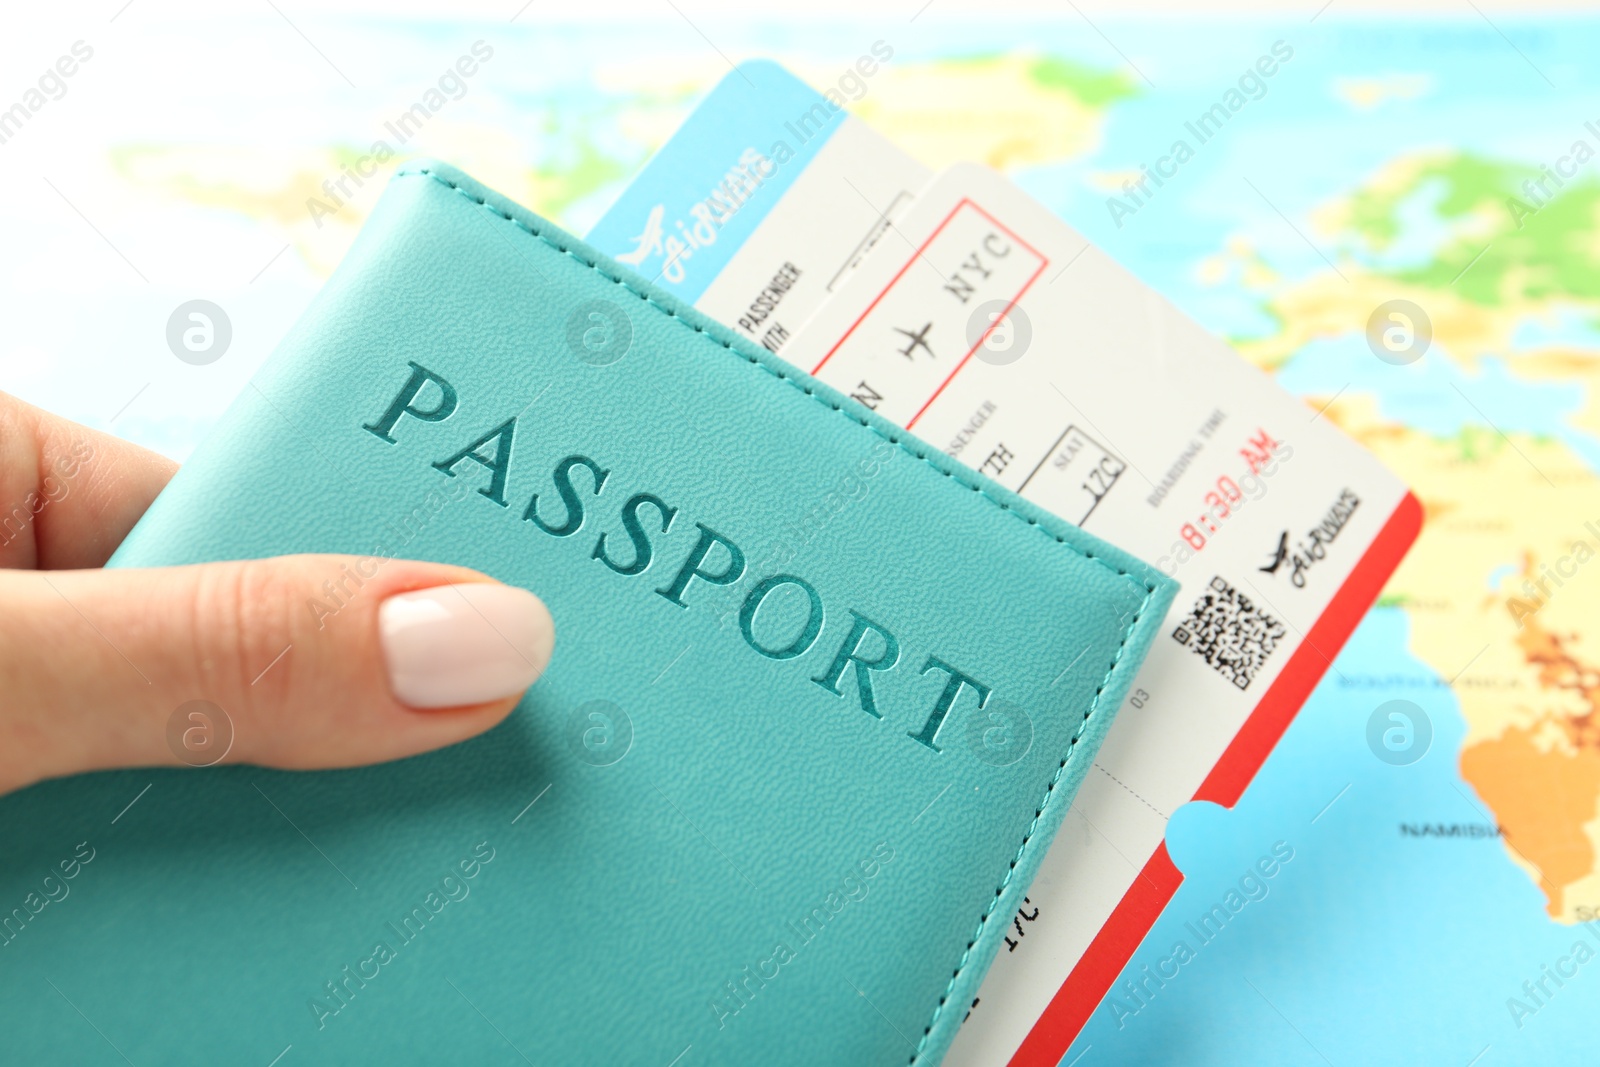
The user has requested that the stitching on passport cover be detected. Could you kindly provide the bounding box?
[397,165,1157,1063]
[397,167,1149,592]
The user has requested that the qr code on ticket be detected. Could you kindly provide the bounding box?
[1171,576,1288,691]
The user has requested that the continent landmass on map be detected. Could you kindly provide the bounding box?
[1230,148,1600,921]
[106,53,1133,280]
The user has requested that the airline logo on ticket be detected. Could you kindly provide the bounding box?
[588,60,928,347]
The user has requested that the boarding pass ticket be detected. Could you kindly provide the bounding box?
[588,61,1419,1067]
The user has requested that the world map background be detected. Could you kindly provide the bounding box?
[2,9,1597,1064]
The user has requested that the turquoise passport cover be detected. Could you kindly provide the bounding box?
[0,161,1175,1066]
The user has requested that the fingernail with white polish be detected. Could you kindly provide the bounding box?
[378,584,555,709]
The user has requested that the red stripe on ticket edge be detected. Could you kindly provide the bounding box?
[1005,490,1422,1067]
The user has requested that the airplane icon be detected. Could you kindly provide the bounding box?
[614,203,665,266]
[1259,530,1289,575]
[893,321,935,360]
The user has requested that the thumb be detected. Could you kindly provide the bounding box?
[0,555,555,794]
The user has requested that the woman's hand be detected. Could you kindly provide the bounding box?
[0,392,554,795]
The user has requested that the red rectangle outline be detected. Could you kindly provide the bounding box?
[808,198,1049,429]
[1005,490,1423,1067]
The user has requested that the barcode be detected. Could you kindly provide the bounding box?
[1171,576,1287,691]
